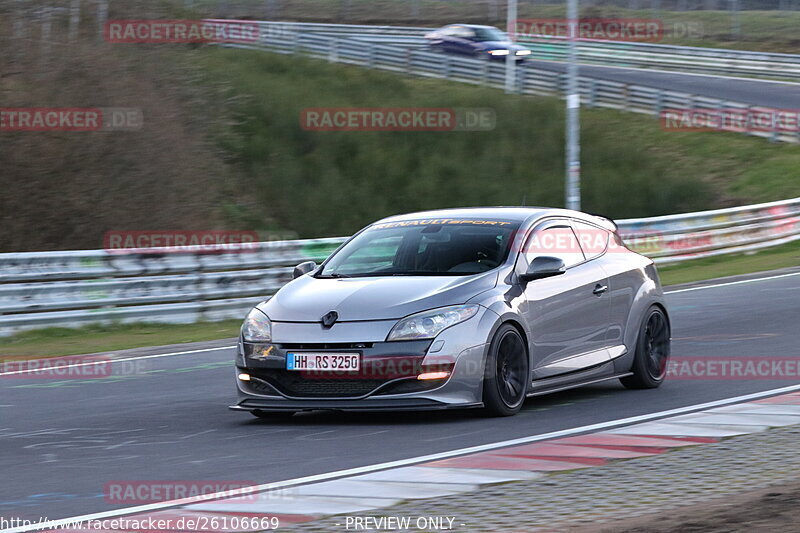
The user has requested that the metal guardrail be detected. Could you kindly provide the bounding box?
[1,199,798,336]
[619,197,800,262]
[212,20,800,81]
[0,21,797,336]
[224,22,799,143]
[519,38,800,81]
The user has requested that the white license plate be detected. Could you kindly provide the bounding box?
[286,352,360,371]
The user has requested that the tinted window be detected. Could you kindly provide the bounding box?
[473,27,508,42]
[572,221,610,260]
[522,225,585,268]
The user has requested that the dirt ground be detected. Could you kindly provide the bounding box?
[574,479,800,533]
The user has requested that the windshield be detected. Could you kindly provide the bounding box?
[318,219,520,277]
[473,27,509,42]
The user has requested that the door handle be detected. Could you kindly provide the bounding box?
[593,284,608,296]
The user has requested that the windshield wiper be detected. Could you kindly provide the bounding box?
[316,272,352,278]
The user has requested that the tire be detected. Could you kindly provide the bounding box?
[250,410,296,420]
[621,306,671,389]
[482,324,530,417]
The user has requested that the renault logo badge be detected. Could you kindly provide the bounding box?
[321,311,338,328]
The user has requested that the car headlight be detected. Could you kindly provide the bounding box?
[387,305,480,341]
[242,308,272,342]
[515,49,531,56]
[487,49,510,55]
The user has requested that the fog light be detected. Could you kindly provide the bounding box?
[417,371,450,381]
[238,372,251,381]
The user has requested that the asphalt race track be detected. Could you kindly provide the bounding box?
[524,60,800,108]
[1,272,799,522]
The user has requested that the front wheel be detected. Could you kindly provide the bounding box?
[621,306,671,389]
[482,324,529,417]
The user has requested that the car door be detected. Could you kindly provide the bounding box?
[450,26,477,56]
[440,26,461,54]
[515,220,612,379]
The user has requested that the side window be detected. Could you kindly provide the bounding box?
[572,221,610,261]
[521,224,585,269]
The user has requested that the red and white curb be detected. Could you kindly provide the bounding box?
[43,391,800,532]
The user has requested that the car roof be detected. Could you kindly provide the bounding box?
[373,207,616,230]
[444,24,499,30]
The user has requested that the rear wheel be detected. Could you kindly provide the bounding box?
[482,324,529,417]
[621,306,671,389]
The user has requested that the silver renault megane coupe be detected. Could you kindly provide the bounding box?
[231,207,671,418]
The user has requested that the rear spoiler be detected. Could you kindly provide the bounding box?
[585,212,618,232]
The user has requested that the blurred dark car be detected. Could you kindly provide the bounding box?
[425,24,531,61]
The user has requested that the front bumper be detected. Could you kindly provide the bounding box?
[231,307,501,413]
[231,337,490,412]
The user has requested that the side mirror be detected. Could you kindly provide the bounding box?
[293,261,317,279]
[519,256,566,282]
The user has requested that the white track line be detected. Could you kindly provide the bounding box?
[665,270,800,295]
[527,57,800,86]
[0,346,236,377]
[5,383,800,533]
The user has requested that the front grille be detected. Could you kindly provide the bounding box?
[278,342,374,350]
[252,369,387,398]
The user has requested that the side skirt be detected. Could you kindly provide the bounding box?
[527,372,633,397]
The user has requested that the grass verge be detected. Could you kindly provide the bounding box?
[658,238,800,286]
[0,321,241,359]
[1,241,797,358]
[198,48,800,239]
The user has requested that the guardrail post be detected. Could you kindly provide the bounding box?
[69,0,81,42]
[481,56,490,87]
[770,108,779,143]
[516,63,525,93]
[588,79,596,108]
[405,48,414,75]
[96,0,108,41]
[623,84,630,112]
[40,8,52,64]
[654,89,664,118]
[443,55,451,80]
[329,39,339,63]
[367,46,374,68]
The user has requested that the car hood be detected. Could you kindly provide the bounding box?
[258,271,498,322]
